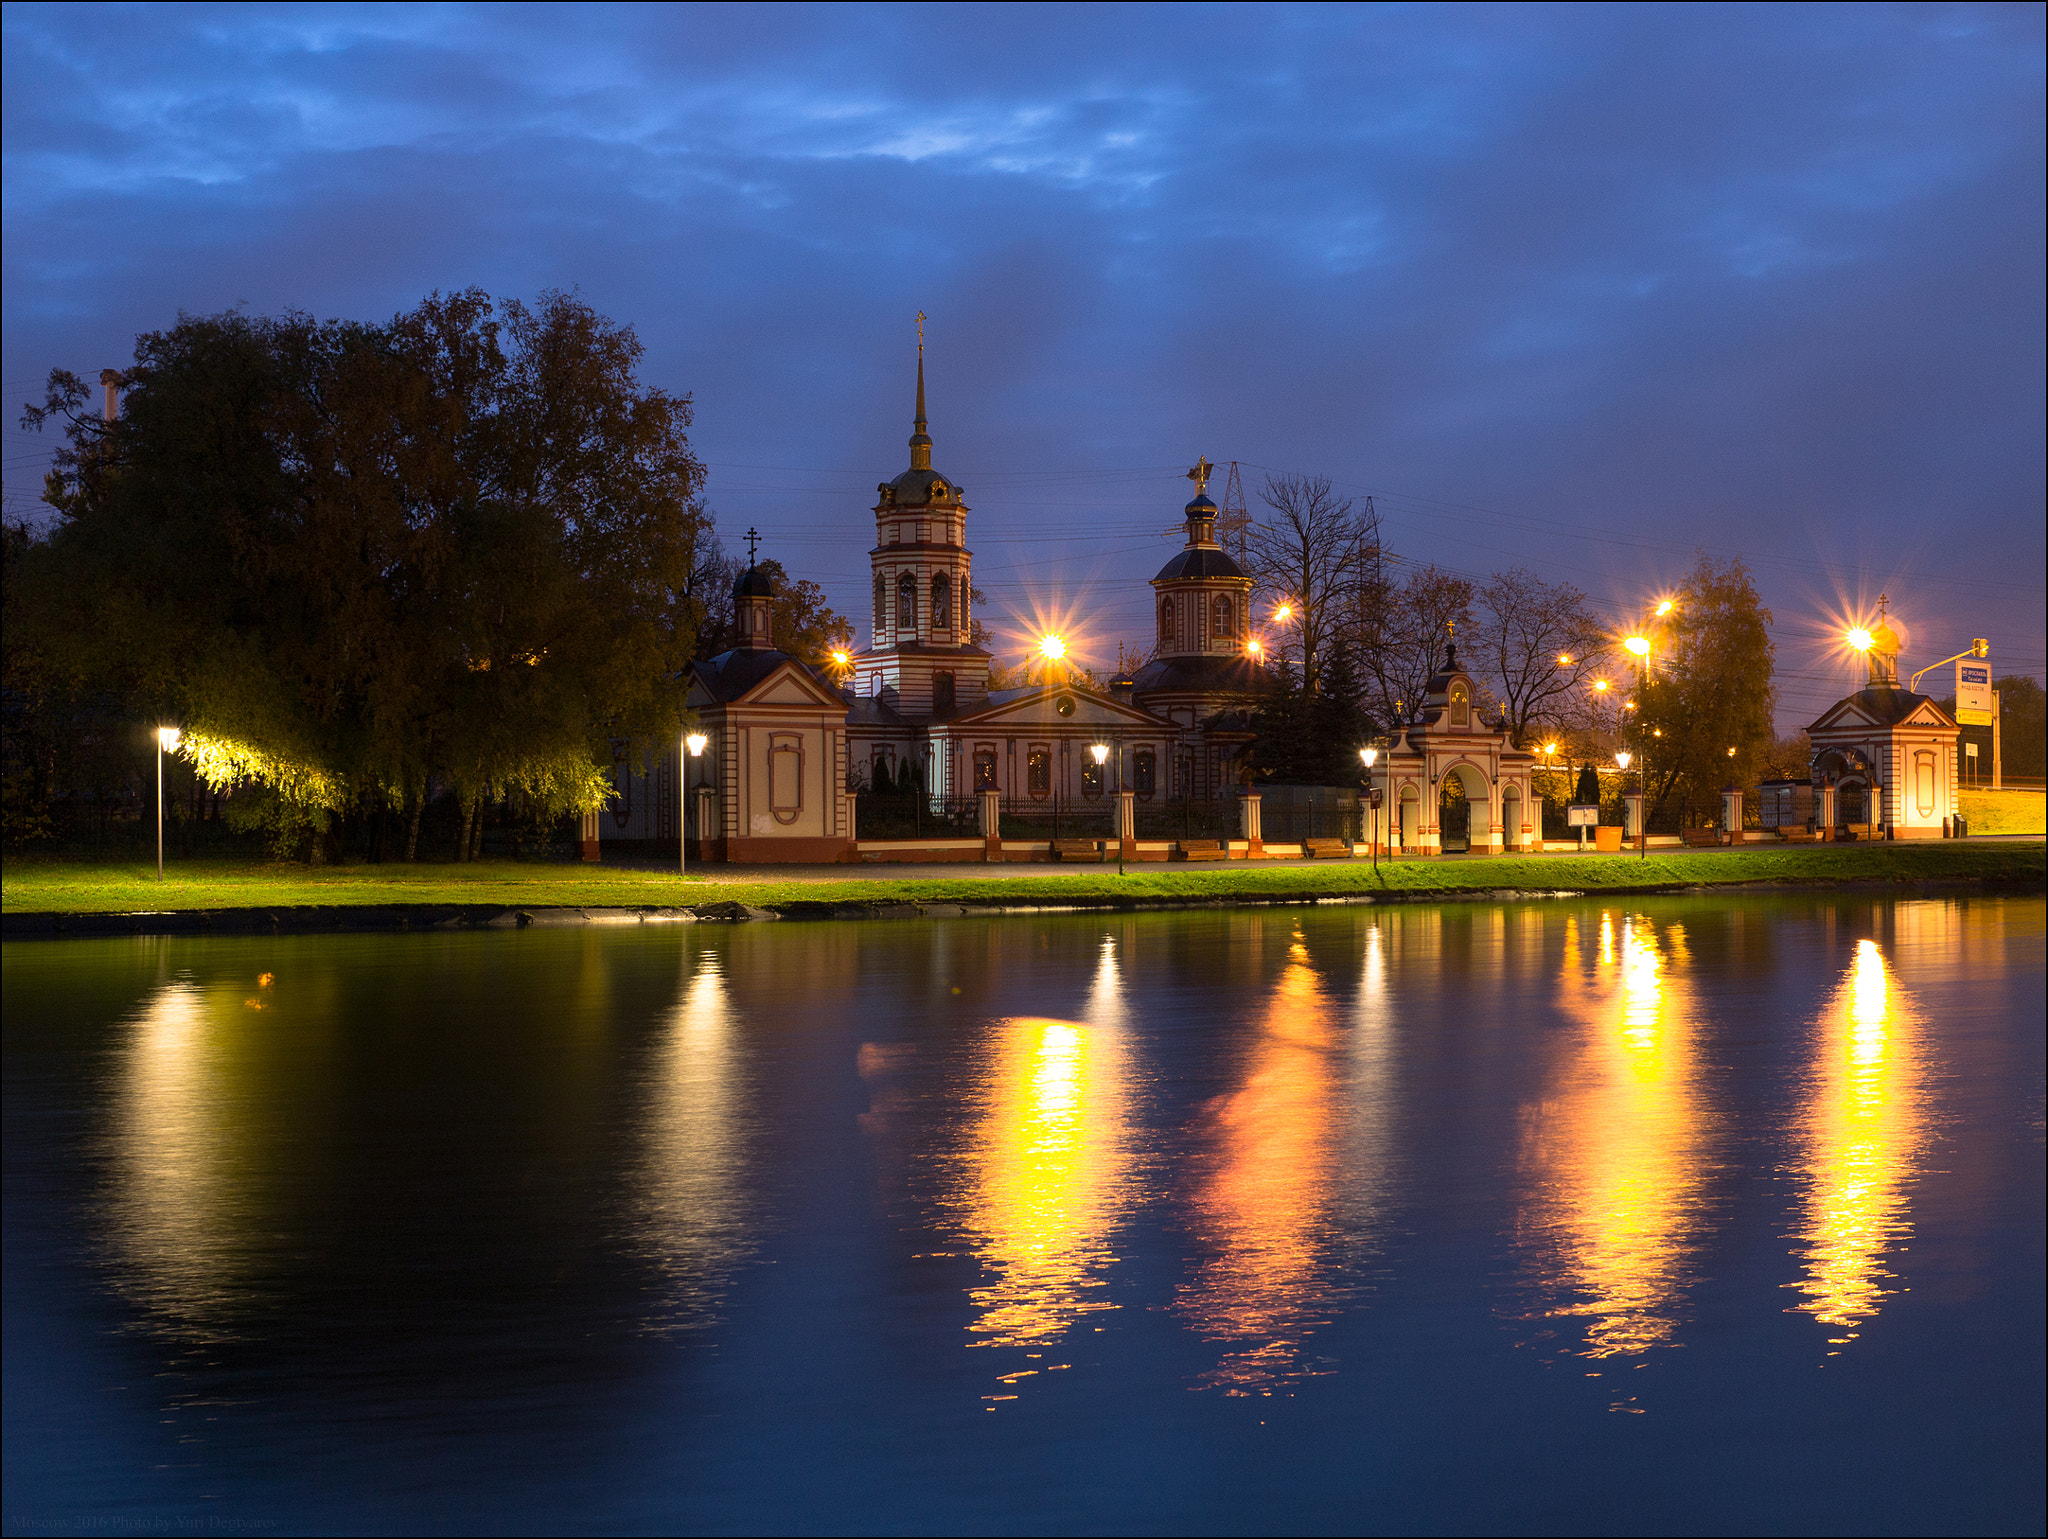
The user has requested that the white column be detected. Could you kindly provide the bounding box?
[979,788,1002,839]
[1721,788,1743,843]
[1624,791,1645,846]
[1115,789,1135,842]
[1240,791,1262,845]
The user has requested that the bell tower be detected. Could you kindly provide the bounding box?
[854,317,989,717]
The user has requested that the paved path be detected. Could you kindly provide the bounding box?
[611,834,2037,885]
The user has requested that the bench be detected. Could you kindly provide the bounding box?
[1779,828,1818,843]
[1304,838,1351,859]
[1052,839,1108,862]
[1681,830,1724,848]
[1176,840,1229,862]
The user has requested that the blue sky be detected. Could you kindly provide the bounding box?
[4,2,2042,723]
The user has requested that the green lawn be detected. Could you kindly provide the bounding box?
[4,841,2039,916]
[1960,788,2046,836]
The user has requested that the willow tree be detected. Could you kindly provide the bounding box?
[18,289,709,857]
[1634,553,1778,824]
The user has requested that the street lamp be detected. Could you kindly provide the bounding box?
[155,727,181,881]
[1360,745,1381,874]
[681,731,708,874]
[1090,741,1121,873]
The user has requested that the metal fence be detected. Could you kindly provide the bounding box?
[852,791,980,840]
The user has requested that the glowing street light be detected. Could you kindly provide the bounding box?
[1557,653,1573,666]
[1615,750,1632,770]
[1593,678,1609,692]
[1846,628,1875,653]
[1360,745,1381,873]
[1090,742,1109,766]
[1091,742,1122,873]
[1273,603,1294,622]
[1247,639,1264,658]
[1624,634,1651,658]
[681,730,709,875]
[1655,600,1674,617]
[154,726,181,881]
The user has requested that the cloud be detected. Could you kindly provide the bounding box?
[4,1,2041,714]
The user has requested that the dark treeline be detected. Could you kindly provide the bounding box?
[2,290,853,860]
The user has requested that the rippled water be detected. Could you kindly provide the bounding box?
[4,895,2042,1535]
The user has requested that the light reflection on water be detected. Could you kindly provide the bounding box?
[1785,937,1924,1345]
[1518,912,1710,1364]
[5,895,2038,1532]
[632,954,753,1332]
[958,938,1135,1359]
[1177,924,1347,1392]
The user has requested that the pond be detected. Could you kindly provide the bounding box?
[3,894,2042,1535]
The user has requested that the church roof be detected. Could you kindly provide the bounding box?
[1808,686,1952,732]
[693,647,817,702]
[1152,547,1247,581]
[1129,652,1266,695]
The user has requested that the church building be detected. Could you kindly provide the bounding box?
[601,341,1270,861]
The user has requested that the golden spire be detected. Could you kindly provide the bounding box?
[910,310,932,471]
[1186,456,1214,495]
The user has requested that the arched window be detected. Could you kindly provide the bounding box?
[1449,680,1470,728]
[873,574,887,634]
[1213,595,1233,639]
[973,749,998,791]
[932,572,951,632]
[1134,750,1156,797]
[1081,759,1104,799]
[897,573,917,633]
[1159,597,1175,644]
[1027,749,1052,798]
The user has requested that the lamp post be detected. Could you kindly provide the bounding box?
[1623,633,1653,857]
[1360,745,1381,874]
[1090,741,1119,873]
[681,732,708,874]
[155,727,181,881]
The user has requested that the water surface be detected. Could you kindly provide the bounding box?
[4,895,2042,1534]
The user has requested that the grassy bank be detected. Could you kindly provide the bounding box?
[1960,788,2046,836]
[4,841,2039,917]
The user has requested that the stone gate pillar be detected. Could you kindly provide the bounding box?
[692,785,718,859]
[1816,781,1835,838]
[1721,787,1743,844]
[1115,789,1136,858]
[979,788,1003,861]
[1623,792,1645,848]
[578,810,602,863]
[1239,792,1262,858]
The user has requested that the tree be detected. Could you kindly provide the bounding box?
[1633,554,1777,823]
[1244,473,1380,693]
[14,289,710,858]
[1364,564,1473,727]
[1467,567,1611,747]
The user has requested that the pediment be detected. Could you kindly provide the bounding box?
[1901,702,1953,728]
[946,685,1171,731]
[752,670,842,706]
[1809,701,1876,733]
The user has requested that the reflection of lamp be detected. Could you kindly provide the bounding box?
[681,731,708,875]
[155,727,182,881]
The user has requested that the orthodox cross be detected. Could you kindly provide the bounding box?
[916,310,925,350]
[1186,456,1213,494]
[745,526,761,564]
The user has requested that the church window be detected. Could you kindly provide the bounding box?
[973,749,997,791]
[1134,750,1156,797]
[1449,681,1470,728]
[932,572,952,631]
[1213,596,1233,638]
[897,573,917,633]
[1081,759,1104,799]
[1027,749,1051,798]
[934,671,956,715]
[1159,598,1175,644]
[874,575,887,634]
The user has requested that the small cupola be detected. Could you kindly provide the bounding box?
[733,529,777,650]
[1867,597,1901,687]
